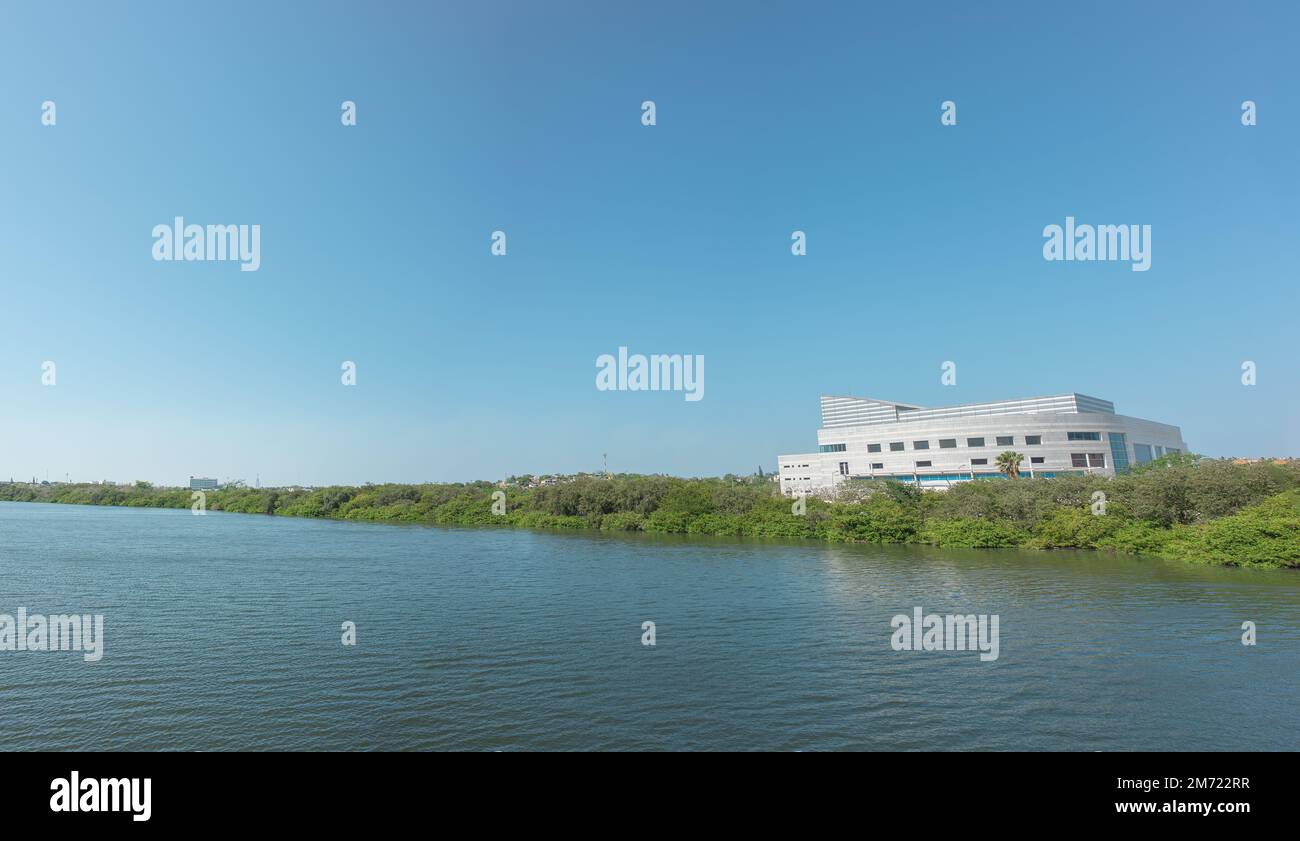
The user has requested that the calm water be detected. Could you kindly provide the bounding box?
[1,500,1297,751]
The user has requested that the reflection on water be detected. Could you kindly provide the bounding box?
[0,501,1296,751]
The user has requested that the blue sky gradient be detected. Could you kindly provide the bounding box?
[1,1,1296,485]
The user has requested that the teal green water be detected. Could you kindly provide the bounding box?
[0,500,1296,751]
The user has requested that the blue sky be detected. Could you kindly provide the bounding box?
[1,1,1296,486]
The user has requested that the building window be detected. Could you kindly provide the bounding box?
[915,460,932,468]
[870,462,884,470]
[996,436,1014,446]
[1068,431,1101,441]
[967,437,985,448]
[819,443,846,453]
[913,440,929,450]
[1025,435,1042,445]
[971,458,988,465]
[939,438,957,449]
[1088,453,1105,468]
[1030,456,1045,464]
[1108,432,1130,473]
[889,442,904,452]
[867,443,881,453]
[1133,443,1153,464]
[1070,453,1088,468]
[839,461,849,475]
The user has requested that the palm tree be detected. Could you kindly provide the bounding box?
[996,451,1023,479]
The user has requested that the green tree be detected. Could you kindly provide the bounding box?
[995,451,1023,479]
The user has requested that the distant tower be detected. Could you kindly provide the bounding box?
[603,453,609,478]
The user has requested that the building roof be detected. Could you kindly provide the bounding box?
[820,393,1115,429]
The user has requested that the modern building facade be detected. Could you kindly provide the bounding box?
[778,393,1186,495]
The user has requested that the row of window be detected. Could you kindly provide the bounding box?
[851,432,1086,453]
[899,455,1056,469]
[796,470,1096,484]
[835,453,1100,473]
[797,443,1180,478]
[865,472,1084,483]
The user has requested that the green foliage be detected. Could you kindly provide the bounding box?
[740,499,817,538]
[1116,457,1298,526]
[686,513,743,536]
[823,495,920,543]
[1159,490,1300,568]
[598,511,645,531]
[432,495,498,526]
[921,517,1028,548]
[3,459,1298,568]
[1094,521,1174,556]
[1030,506,1128,549]
[644,509,692,533]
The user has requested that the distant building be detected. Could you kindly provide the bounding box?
[778,393,1186,495]
[189,476,219,490]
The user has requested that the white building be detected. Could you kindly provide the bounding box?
[778,393,1186,495]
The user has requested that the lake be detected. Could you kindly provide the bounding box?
[0,500,1296,750]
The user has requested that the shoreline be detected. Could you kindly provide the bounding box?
[3,458,1297,570]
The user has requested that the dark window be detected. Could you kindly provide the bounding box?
[996,436,1014,446]
[889,442,904,452]
[915,460,932,468]
[1088,453,1106,468]
[870,462,884,470]
[1025,435,1042,445]
[819,443,846,453]
[939,439,957,449]
[1070,453,1088,468]
[1030,456,1045,464]
[971,458,988,465]
[867,443,881,453]
[913,440,929,450]
[1068,431,1101,441]
[839,461,849,475]
[967,437,985,448]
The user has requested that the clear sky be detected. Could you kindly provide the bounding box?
[1,1,1296,486]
